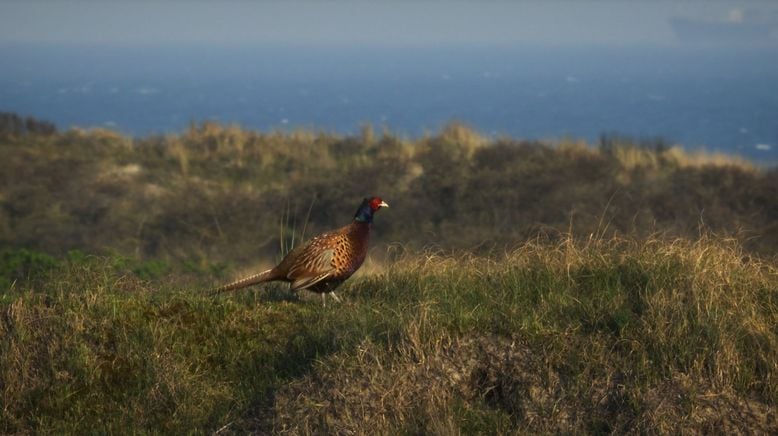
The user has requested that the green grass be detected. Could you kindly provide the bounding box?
[2,236,776,434]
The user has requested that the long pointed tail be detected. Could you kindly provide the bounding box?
[211,269,276,295]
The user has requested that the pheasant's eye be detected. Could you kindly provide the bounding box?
[369,197,382,210]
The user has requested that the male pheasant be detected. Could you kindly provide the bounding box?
[212,197,388,305]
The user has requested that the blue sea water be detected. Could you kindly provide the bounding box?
[1,43,776,162]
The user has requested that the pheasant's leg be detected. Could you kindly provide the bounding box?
[288,283,298,300]
[321,293,326,307]
[330,291,342,303]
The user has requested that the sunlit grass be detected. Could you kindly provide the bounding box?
[2,235,776,433]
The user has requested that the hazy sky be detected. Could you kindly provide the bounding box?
[1,0,776,47]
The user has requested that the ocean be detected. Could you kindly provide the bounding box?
[1,43,776,162]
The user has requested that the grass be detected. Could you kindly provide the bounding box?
[2,235,776,434]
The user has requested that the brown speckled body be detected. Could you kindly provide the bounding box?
[268,221,371,293]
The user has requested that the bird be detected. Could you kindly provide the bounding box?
[212,196,388,305]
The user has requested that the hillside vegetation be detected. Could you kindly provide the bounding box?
[1,236,776,433]
[1,115,777,433]
[1,116,776,270]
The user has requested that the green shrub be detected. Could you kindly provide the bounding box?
[0,248,59,289]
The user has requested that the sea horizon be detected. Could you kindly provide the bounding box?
[2,42,777,162]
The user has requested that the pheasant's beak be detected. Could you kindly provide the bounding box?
[379,201,389,208]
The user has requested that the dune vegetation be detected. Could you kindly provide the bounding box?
[1,114,777,266]
[1,113,776,433]
[2,236,776,433]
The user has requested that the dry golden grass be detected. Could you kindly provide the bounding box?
[272,236,775,433]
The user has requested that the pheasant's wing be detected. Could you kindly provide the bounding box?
[287,246,334,277]
[287,247,336,291]
[291,271,333,291]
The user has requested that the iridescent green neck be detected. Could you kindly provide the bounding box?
[354,210,373,223]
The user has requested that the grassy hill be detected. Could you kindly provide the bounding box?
[1,115,777,433]
[1,236,776,433]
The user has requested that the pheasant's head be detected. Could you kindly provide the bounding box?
[354,197,389,223]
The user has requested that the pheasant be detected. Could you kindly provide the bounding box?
[212,197,388,305]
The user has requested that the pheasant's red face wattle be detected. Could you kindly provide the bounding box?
[355,197,388,223]
[369,197,388,211]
